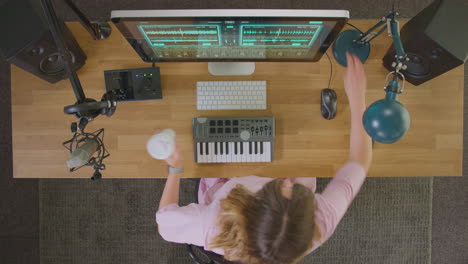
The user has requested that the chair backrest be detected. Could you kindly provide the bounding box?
[187,244,244,264]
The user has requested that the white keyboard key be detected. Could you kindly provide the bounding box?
[196,143,202,162]
[208,143,215,163]
[226,142,233,163]
[221,142,227,163]
[264,142,271,162]
[197,81,267,110]
[260,142,267,162]
[215,142,221,162]
[242,142,249,162]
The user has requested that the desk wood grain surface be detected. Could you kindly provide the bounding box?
[11,21,464,178]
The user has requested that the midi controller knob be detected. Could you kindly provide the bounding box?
[240,130,251,141]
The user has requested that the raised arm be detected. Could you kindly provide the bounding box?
[344,53,373,172]
[310,56,373,246]
[158,138,184,210]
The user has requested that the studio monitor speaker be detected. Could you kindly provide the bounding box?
[383,0,468,86]
[0,0,86,83]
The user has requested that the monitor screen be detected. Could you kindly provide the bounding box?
[111,10,348,62]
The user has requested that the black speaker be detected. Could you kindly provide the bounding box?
[0,0,86,83]
[383,0,468,86]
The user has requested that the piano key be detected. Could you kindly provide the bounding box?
[208,143,215,163]
[214,142,220,163]
[200,142,203,155]
[221,142,226,163]
[220,142,223,155]
[225,142,229,155]
[240,142,244,155]
[200,143,207,163]
[242,142,249,162]
[254,142,258,154]
[232,142,238,162]
[259,142,266,162]
[263,142,270,162]
[205,142,210,162]
[264,142,271,162]
[257,142,262,161]
[196,143,201,163]
[233,142,240,163]
[249,142,252,155]
[227,142,234,163]
[218,142,223,163]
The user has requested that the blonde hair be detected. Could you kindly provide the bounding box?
[209,180,318,264]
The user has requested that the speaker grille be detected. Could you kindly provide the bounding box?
[402,53,431,79]
[39,51,76,75]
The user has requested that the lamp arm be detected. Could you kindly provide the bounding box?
[357,20,386,43]
[40,0,86,103]
[357,11,397,44]
[389,18,408,72]
[63,0,111,40]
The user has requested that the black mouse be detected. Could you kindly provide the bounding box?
[321,88,337,120]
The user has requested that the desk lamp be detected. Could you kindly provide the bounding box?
[333,10,410,144]
[40,0,116,179]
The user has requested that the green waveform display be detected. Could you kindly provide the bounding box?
[243,30,316,35]
[240,24,323,47]
[138,24,221,47]
[144,30,218,35]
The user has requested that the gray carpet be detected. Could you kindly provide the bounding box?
[40,179,197,264]
[40,177,433,264]
[304,178,432,264]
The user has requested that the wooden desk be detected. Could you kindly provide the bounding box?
[11,21,463,178]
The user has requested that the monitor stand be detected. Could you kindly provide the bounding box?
[208,62,255,76]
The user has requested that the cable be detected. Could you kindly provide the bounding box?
[324,52,333,89]
[346,22,363,33]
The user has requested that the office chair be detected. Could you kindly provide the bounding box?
[186,179,243,264]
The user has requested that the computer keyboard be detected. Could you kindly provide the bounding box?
[197,81,267,110]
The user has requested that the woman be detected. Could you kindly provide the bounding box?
[156,53,372,264]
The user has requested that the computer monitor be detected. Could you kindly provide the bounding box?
[111,9,349,75]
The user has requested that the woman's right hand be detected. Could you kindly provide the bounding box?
[343,52,367,110]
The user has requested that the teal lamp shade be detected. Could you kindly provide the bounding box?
[333,30,371,66]
[363,88,411,144]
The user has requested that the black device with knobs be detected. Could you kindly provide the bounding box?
[104,67,162,101]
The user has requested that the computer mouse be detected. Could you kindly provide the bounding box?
[321,88,337,120]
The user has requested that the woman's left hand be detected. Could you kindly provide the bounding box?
[165,139,183,169]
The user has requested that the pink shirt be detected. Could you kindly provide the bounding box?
[156,161,366,256]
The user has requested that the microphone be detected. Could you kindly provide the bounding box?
[63,124,109,180]
[40,0,116,179]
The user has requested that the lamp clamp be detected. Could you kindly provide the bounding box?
[384,71,406,94]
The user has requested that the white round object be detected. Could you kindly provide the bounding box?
[147,129,176,160]
[240,130,251,141]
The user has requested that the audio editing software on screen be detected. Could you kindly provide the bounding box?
[137,21,325,60]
